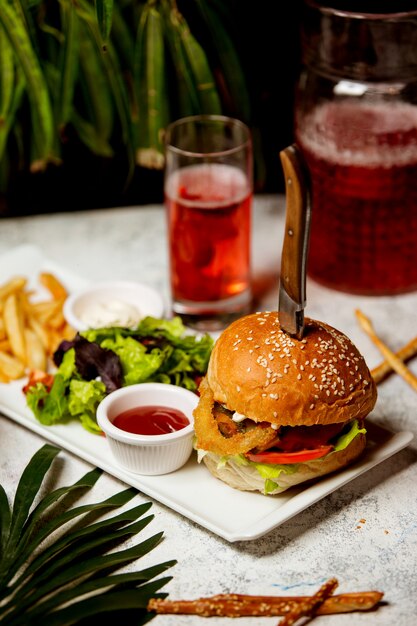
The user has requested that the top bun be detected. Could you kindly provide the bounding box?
[207,312,377,427]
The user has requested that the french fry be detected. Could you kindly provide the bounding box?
[0,339,11,352]
[3,293,26,363]
[356,309,417,393]
[0,350,25,380]
[29,300,63,324]
[0,276,27,301]
[47,328,64,355]
[0,271,74,384]
[24,328,47,371]
[61,323,75,341]
[39,272,68,300]
[0,371,10,383]
[27,313,50,350]
[46,305,66,329]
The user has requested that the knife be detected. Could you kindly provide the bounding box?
[278,144,312,340]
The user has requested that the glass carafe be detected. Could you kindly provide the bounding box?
[295,0,417,294]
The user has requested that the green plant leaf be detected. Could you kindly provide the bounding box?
[6,444,60,553]
[194,0,251,120]
[72,112,115,157]
[0,444,175,625]
[5,487,140,590]
[135,2,168,169]
[57,0,80,129]
[22,561,176,621]
[95,0,114,47]
[173,8,222,115]
[0,29,15,117]
[0,32,25,161]
[0,0,54,169]
[3,467,103,583]
[37,580,172,625]
[111,3,135,71]
[4,524,160,619]
[76,0,136,179]
[0,486,11,563]
[162,1,199,117]
[78,19,114,143]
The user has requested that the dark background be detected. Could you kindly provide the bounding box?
[3,1,303,216]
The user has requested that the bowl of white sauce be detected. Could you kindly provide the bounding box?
[63,281,165,331]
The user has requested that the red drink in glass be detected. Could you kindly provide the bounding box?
[165,163,252,304]
[296,101,417,294]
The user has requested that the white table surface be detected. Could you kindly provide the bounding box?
[1,194,416,625]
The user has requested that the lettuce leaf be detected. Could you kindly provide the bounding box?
[100,335,167,386]
[26,375,69,425]
[333,418,366,452]
[67,379,106,433]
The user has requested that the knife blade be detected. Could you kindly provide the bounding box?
[278,144,311,340]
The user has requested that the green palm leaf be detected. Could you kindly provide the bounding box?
[0,444,175,625]
[57,0,80,130]
[194,0,251,120]
[162,1,200,117]
[77,18,115,153]
[77,0,136,179]
[95,0,114,48]
[171,7,222,115]
[0,0,54,169]
[135,2,168,169]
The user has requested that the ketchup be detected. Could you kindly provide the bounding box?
[113,405,189,436]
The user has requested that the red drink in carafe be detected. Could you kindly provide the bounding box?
[165,163,252,303]
[296,100,417,294]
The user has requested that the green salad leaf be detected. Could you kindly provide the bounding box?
[25,316,213,433]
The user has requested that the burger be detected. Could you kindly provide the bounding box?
[193,311,377,495]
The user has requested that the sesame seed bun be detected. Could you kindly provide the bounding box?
[206,311,376,428]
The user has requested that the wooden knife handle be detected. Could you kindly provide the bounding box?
[279,144,311,305]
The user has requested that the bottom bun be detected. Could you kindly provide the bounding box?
[201,432,367,495]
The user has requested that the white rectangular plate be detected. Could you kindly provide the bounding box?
[0,245,414,542]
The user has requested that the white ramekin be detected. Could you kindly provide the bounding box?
[96,383,198,475]
[63,280,165,331]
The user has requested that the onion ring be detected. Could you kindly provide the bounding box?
[194,377,277,456]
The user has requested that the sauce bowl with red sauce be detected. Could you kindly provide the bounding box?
[96,383,198,475]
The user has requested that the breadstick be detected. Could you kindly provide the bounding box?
[147,590,384,617]
[371,335,417,384]
[277,578,338,625]
[356,309,417,392]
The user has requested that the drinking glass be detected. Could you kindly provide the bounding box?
[295,0,417,295]
[164,115,253,331]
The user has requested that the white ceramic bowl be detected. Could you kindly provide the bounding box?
[63,280,165,331]
[96,383,198,475]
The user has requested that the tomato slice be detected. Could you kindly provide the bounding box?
[22,370,55,394]
[246,445,333,464]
